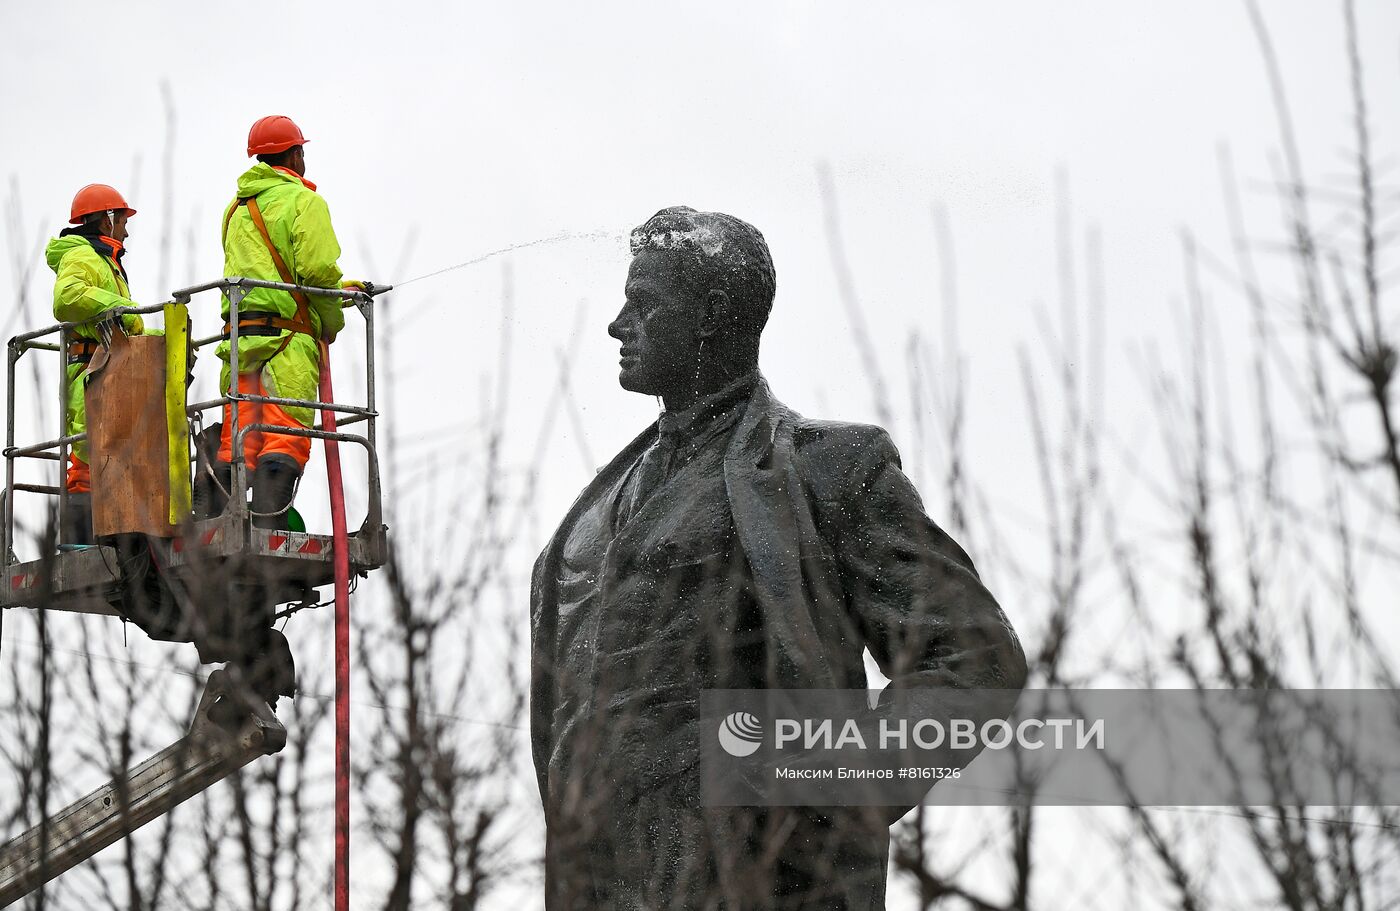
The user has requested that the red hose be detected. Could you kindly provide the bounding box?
[319,341,351,911]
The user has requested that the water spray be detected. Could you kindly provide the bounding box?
[388,228,623,290]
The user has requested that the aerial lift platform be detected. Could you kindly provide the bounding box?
[0,276,388,906]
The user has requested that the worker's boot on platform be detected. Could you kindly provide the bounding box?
[192,461,231,519]
[251,454,300,530]
[59,492,93,546]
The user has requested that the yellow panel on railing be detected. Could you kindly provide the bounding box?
[164,303,192,525]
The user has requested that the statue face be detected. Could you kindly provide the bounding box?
[609,249,705,396]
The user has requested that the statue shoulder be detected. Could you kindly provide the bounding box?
[789,418,901,499]
[792,417,897,457]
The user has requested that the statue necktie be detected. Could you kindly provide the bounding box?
[621,422,679,525]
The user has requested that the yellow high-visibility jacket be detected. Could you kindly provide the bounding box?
[46,232,145,461]
[219,163,344,427]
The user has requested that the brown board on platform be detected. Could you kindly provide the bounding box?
[86,332,178,538]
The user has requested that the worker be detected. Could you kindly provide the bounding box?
[198,114,358,530]
[45,184,147,545]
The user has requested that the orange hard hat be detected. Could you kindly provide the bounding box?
[247,115,308,157]
[69,184,136,225]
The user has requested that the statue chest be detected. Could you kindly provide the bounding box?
[555,439,753,688]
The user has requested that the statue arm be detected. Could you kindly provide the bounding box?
[529,547,553,803]
[828,430,1028,692]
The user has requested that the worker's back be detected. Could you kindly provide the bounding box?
[221,161,345,345]
[206,118,346,531]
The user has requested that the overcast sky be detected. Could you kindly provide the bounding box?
[4,3,1398,905]
[5,1,1397,539]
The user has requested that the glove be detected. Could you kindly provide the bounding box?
[342,280,381,297]
[120,313,145,334]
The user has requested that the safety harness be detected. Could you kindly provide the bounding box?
[68,338,100,364]
[220,195,316,358]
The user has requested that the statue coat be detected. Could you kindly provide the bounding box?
[531,375,1026,909]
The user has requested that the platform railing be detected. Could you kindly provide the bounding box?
[3,277,388,572]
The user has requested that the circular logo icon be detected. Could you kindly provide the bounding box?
[718,712,763,757]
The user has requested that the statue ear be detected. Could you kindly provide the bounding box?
[698,289,730,339]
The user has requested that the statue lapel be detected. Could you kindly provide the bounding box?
[536,422,657,614]
[723,377,838,687]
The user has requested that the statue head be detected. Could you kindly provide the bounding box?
[609,206,776,408]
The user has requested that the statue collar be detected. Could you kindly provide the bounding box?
[657,372,758,443]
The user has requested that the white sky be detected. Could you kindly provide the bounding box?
[4,2,1399,906]
[4,1,1396,534]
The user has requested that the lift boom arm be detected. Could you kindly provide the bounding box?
[0,669,286,906]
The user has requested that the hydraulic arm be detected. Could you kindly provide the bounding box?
[0,669,286,906]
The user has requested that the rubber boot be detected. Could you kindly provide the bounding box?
[193,461,232,519]
[59,492,93,547]
[251,454,301,530]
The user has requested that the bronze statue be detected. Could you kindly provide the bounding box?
[531,206,1027,909]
